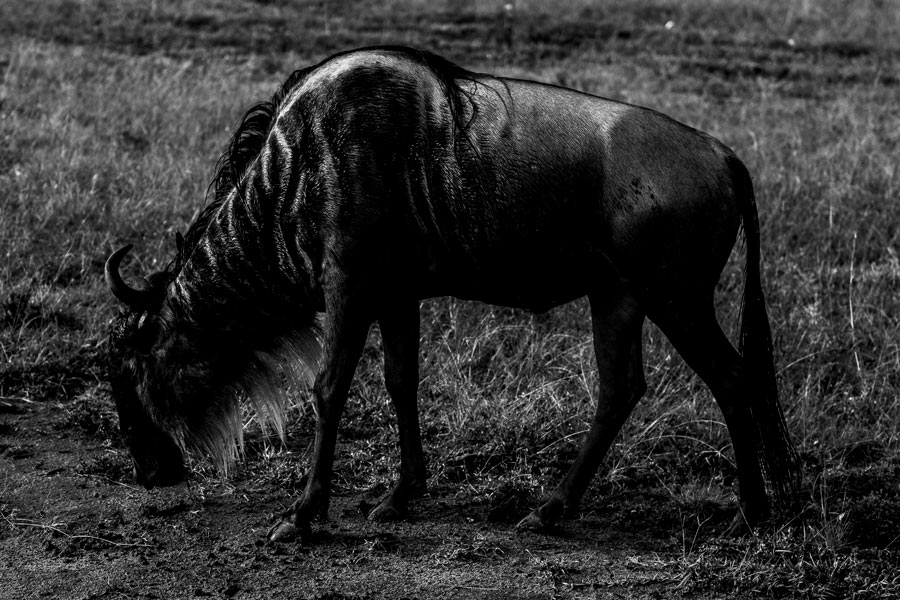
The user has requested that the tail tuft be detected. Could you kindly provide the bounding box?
[733,156,801,508]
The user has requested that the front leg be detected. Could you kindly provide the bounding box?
[269,304,371,543]
[367,300,428,521]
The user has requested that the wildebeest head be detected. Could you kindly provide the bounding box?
[106,241,319,489]
[105,244,232,489]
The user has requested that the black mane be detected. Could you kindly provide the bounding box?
[173,66,313,273]
[173,46,479,275]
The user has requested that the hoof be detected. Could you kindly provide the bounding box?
[724,499,769,537]
[267,520,310,543]
[724,512,754,538]
[368,502,406,522]
[516,511,550,532]
[517,498,565,533]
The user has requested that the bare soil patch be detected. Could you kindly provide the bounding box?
[4,382,899,599]
[3,392,721,600]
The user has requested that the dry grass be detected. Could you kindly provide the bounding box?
[2,0,899,597]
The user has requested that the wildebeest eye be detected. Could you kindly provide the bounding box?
[132,313,163,354]
[112,312,163,355]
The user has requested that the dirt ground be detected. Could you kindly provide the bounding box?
[2,392,722,600]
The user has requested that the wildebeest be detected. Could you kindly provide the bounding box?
[106,46,798,542]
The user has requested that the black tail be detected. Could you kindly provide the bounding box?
[733,157,801,507]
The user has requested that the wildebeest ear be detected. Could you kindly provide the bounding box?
[145,271,171,291]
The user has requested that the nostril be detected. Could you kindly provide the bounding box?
[144,469,158,490]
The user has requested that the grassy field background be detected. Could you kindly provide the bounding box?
[2,1,899,598]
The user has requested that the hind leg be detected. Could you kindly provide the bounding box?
[518,288,646,531]
[649,299,769,531]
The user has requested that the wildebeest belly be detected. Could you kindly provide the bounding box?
[423,240,614,313]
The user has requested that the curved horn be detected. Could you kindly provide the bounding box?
[105,244,152,307]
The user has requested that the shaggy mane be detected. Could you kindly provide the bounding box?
[173,66,315,275]
[186,323,323,473]
[166,47,481,468]
[175,46,479,276]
